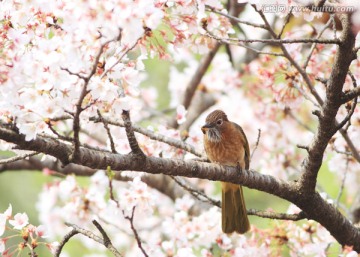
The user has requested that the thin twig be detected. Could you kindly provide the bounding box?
[253,6,325,107]
[90,116,204,158]
[315,76,328,86]
[92,220,123,257]
[333,147,352,156]
[297,144,310,152]
[170,175,306,221]
[336,96,357,131]
[97,110,117,153]
[100,35,141,80]
[277,10,292,39]
[61,67,87,80]
[341,71,360,103]
[341,87,360,103]
[303,16,333,69]
[60,222,123,257]
[49,114,205,158]
[336,72,358,130]
[337,128,360,163]
[54,229,79,257]
[47,122,73,141]
[123,207,149,257]
[205,5,268,30]
[247,209,306,221]
[238,43,284,56]
[205,29,341,45]
[107,166,120,208]
[0,151,39,164]
[121,110,145,157]
[287,109,314,133]
[65,223,102,242]
[250,129,261,161]
[71,40,112,162]
[40,133,111,153]
[170,176,221,207]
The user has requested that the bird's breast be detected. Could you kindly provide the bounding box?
[204,135,245,167]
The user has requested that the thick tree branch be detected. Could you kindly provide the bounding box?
[299,14,357,191]
[0,156,305,221]
[1,127,360,251]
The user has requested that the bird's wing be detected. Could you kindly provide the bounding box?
[232,122,250,170]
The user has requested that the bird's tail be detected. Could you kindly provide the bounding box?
[221,182,250,234]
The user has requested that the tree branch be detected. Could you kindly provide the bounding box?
[1,126,360,250]
[205,5,268,30]
[121,110,145,157]
[123,207,149,257]
[97,110,117,153]
[54,228,79,257]
[299,14,357,191]
[57,222,123,257]
[90,116,205,157]
[205,30,341,45]
[70,40,111,162]
[92,220,123,257]
[0,151,38,164]
[247,209,306,221]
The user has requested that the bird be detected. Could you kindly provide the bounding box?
[201,109,250,234]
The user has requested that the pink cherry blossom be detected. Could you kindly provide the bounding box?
[176,105,187,125]
[36,225,48,238]
[9,213,29,230]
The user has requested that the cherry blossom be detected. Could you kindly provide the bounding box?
[176,105,188,124]
[0,0,359,255]
[9,213,29,230]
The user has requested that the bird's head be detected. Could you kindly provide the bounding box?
[201,110,229,143]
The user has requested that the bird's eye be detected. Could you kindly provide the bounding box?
[216,119,223,125]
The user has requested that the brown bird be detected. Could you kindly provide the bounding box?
[201,110,250,234]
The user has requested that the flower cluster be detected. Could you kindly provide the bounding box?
[34,172,360,256]
[0,0,235,142]
[0,204,58,256]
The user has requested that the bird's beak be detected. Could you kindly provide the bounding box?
[201,123,212,134]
